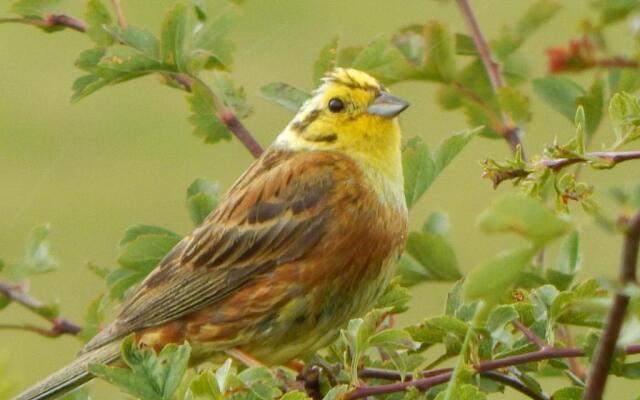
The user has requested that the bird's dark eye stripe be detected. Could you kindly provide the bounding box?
[328,98,345,113]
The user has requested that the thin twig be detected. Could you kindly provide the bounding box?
[455,0,525,159]
[513,320,546,349]
[0,323,73,338]
[480,371,550,400]
[110,0,127,28]
[541,150,640,170]
[0,14,87,32]
[0,281,81,336]
[346,344,640,399]
[584,211,640,400]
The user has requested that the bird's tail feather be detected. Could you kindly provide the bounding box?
[12,340,121,400]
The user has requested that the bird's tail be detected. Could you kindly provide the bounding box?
[12,340,121,400]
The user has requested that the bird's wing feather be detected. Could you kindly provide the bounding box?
[82,149,337,353]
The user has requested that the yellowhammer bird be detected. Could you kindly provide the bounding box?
[15,68,409,400]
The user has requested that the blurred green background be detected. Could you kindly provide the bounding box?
[1,0,639,398]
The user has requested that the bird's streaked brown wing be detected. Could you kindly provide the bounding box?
[81,149,338,354]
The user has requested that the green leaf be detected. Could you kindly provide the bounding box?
[281,391,310,400]
[476,195,570,245]
[191,14,235,71]
[313,37,338,83]
[376,278,412,314]
[576,79,604,136]
[609,68,640,94]
[75,48,106,72]
[350,38,418,84]
[8,224,58,280]
[211,71,252,118]
[120,225,181,247]
[551,387,584,400]
[79,295,107,342]
[464,247,537,303]
[188,81,231,144]
[423,22,455,82]
[445,280,464,317]
[435,384,486,400]
[118,233,181,272]
[516,0,562,38]
[186,178,220,226]
[401,214,461,282]
[532,76,586,121]
[11,0,61,19]
[497,86,531,125]
[454,33,477,56]
[96,47,168,79]
[161,2,191,72]
[406,315,468,353]
[547,231,581,290]
[592,0,640,24]
[369,328,418,350]
[322,385,349,400]
[402,128,477,208]
[259,82,310,112]
[341,309,388,383]
[91,337,191,400]
[608,92,640,148]
[234,367,282,400]
[109,26,161,59]
[85,0,113,47]
[187,370,222,399]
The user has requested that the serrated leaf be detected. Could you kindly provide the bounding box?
[191,14,235,71]
[376,279,411,314]
[464,247,537,303]
[187,370,221,399]
[551,387,583,400]
[188,81,231,143]
[477,195,570,245]
[120,225,181,247]
[350,38,419,84]
[322,385,349,400]
[235,367,281,400]
[259,82,310,112]
[435,383,486,400]
[76,48,106,72]
[497,86,531,125]
[186,178,220,226]
[91,337,191,400]
[403,229,461,282]
[532,76,585,121]
[211,71,252,118]
[609,67,640,94]
[406,315,468,352]
[108,26,161,59]
[281,391,310,400]
[85,0,113,47]
[547,231,581,290]
[313,37,338,83]
[576,79,604,136]
[369,328,418,350]
[423,22,455,82]
[118,234,181,272]
[445,280,464,317]
[11,0,62,19]
[402,129,476,208]
[608,91,640,148]
[161,2,191,72]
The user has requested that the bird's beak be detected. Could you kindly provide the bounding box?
[367,92,410,118]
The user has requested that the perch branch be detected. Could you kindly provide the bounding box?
[0,281,81,337]
[480,371,550,400]
[0,14,87,32]
[348,344,640,399]
[584,211,640,400]
[455,0,525,159]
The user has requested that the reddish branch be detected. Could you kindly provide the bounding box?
[0,14,87,32]
[541,150,640,170]
[350,344,640,399]
[0,281,81,337]
[110,0,127,28]
[584,211,640,400]
[455,0,525,159]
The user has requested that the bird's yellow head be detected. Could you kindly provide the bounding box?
[276,68,409,183]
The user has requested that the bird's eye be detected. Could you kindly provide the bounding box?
[328,98,345,113]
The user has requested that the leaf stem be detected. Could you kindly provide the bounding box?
[583,211,640,400]
[0,281,81,336]
[347,344,640,399]
[0,14,87,32]
[454,0,525,159]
